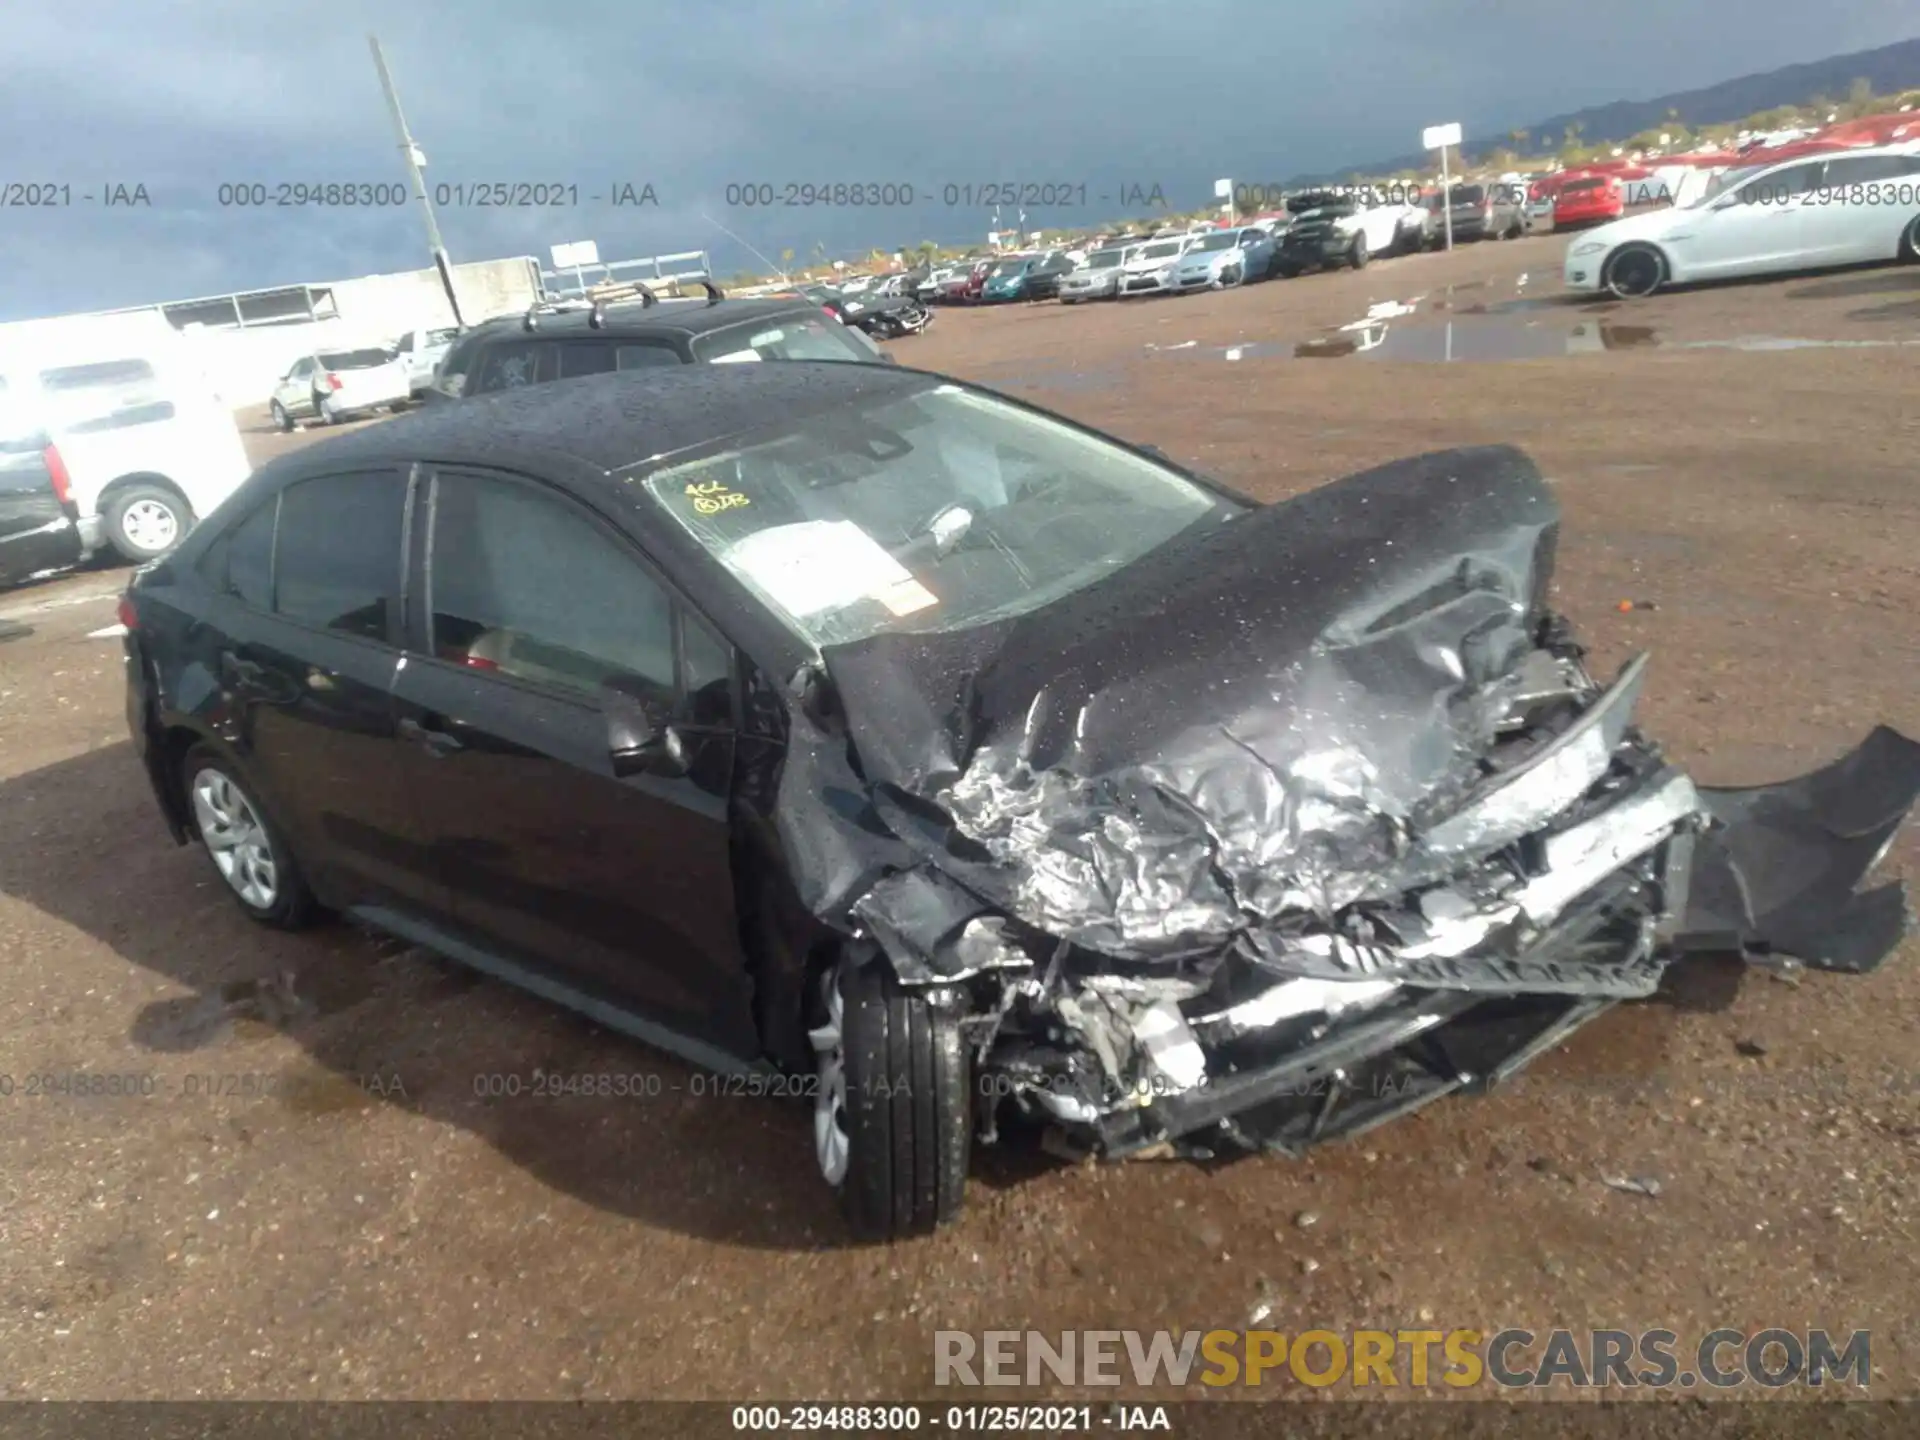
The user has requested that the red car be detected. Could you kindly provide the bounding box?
[936,259,994,304]
[1552,173,1624,230]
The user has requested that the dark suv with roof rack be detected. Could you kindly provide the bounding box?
[424,280,891,402]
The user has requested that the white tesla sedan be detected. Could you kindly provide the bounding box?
[1563,143,1920,298]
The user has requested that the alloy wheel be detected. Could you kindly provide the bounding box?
[191,769,280,910]
[807,968,851,1186]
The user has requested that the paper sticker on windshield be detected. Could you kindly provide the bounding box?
[876,577,937,616]
[684,478,749,515]
[724,520,927,619]
[710,349,762,365]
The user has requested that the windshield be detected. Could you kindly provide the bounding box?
[1085,248,1125,268]
[425,328,460,346]
[1445,184,1487,205]
[1140,241,1181,259]
[318,349,393,369]
[988,259,1028,276]
[1562,177,1607,194]
[1193,232,1237,252]
[693,313,872,364]
[640,383,1226,648]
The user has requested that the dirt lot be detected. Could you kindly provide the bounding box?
[2,233,1917,1405]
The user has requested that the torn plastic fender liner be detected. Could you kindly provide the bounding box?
[1676,725,1920,974]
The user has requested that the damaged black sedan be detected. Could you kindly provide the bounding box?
[121,362,1920,1240]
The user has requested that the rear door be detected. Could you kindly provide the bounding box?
[390,465,758,1056]
[1804,153,1920,263]
[200,467,431,910]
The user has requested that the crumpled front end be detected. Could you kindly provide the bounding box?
[777,445,1920,1160]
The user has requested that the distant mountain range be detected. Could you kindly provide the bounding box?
[1296,35,1920,181]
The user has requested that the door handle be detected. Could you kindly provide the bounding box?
[398,715,465,757]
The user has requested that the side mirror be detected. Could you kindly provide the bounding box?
[603,686,688,779]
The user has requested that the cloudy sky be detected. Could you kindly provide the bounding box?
[2,0,1916,320]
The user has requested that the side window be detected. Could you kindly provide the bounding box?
[1737,162,1823,206]
[428,472,677,706]
[274,472,407,640]
[195,497,276,609]
[557,342,617,379]
[615,343,683,369]
[1822,155,1919,186]
[395,334,414,355]
[680,611,734,726]
[289,358,313,380]
[470,342,555,394]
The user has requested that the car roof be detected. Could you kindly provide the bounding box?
[249,361,941,482]
[460,295,829,344]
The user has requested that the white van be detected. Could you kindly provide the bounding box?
[0,318,253,562]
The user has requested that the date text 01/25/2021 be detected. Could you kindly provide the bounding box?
[730,1405,1170,1432]
[722,181,1168,208]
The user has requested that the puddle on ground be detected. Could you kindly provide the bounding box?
[132,957,381,1051]
[1159,313,1920,365]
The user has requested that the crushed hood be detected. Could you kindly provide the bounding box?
[766,443,1917,1000]
[815,445,1561,957]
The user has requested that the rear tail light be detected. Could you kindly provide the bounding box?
[462,652,498,672]
[325,372,344,391]
[43,443,72,506]
[116,595,138,631]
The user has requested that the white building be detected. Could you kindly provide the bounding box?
[0,256,543,407]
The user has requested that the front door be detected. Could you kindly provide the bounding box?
[389,465,758,1056]
[1685,161,1823,278]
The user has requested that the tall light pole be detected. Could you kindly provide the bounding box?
[369,35,465,325]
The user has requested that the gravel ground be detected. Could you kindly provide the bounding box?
[1,234,1916,1406]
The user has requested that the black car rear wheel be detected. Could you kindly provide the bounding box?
[183,746,320,929]
[810,958,970,1240]
[1899,215,1920,262]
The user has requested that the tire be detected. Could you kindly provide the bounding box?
[104,483,193,562]
[811,958,970,1240]
[1349,235,1370,269]
[182,745,319,929]
[1220,264,1243,288]
[1900,216,1920,262]
[1602,243,1667,299]
[270,400,293,433]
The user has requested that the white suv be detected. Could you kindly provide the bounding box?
[0,337,253,563]
[269,347,412,430]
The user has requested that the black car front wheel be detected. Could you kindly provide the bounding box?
[183,746,320,929]
[1602,243,1667,298]
[1899,215,1920,262]
[810,958,970,1240]
[1349,235,1370,269]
